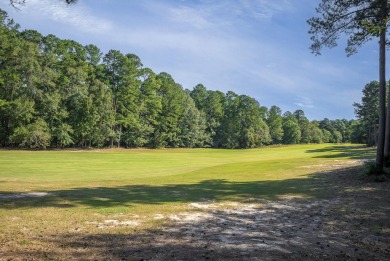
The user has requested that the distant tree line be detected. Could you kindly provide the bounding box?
[0,9,359,149]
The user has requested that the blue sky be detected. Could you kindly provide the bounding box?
[0,0,382,120]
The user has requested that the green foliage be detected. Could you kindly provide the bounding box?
[349,120,366,144]
[308,0,388,56]
[353,81,381,146]
[310,125,323,143]
[10,118,51,148]
[360,17,389,37]
[52,123,73,147]
[216,93,271,148]
[178,95,210,147]
[0,8,358,149]
[282,112,301,144]
[332,130,343,143]
[267,106,284,144]
[321,129,333,143]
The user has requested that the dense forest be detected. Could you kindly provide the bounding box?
[0,9,368,149]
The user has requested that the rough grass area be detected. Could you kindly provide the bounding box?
[1,144,389,260]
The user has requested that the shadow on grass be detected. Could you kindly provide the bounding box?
[0,165,370,209]
[306,145,375,159]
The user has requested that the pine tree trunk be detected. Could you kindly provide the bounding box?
[384,79,390,163]
[376,0,387,171]
[368,128,372,146]
[117,124,122,148]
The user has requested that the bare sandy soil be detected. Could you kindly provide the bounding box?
[1,164,390,260]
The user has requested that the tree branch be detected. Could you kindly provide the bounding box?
[9,0,77,10]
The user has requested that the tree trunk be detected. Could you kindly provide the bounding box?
[384,79,390,162]
[109,137,114,148]
[376,0,387,171]
[110,97,117,148]
[372,127,377,147]
[117,124,122,148]
[368,128,372,146]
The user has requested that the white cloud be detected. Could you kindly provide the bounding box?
[238,0,294,21]
[294,96,315,109]
[168,6,212,29]
[155,0,294,32]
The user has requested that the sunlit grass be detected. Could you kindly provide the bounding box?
[0,144,373,190]
[0,144,374,204]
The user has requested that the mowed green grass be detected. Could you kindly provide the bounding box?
[0,144,374,207]
[0,144,375,257]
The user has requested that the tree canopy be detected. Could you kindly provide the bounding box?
[0,8,356,149]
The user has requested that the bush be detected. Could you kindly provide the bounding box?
[363,161,390,182]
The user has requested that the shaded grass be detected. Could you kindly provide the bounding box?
[306,145,375,159]
[0,177,324,210]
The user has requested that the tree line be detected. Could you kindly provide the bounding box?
[0,9,358,149]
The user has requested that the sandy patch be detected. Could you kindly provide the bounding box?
[87,219,140,229]
[0,192,51,199]
[300,159,365,169]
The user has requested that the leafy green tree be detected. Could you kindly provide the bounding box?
[319,118,334,133]
[216,91,240,148]
[52,123,73,147]
[0,13,45,147]
[178,95,210,148]
[293,109,311,143]
[349,119,366,144]
[321,129,333,143]
[130,68,162,147]
[40,37,88,147]
[308,0,389,170]
[353,81,380,146]
[190,87,225,147]
[237,95,271,148]
[332,119,348,142]
[190,84,208,110]
[267,106,284,144]
[318,118,347,143]
[217,92,271,148]
[309,121,323,143]
[282,112,301,144]
[152,73,187,148]
[82,44,114,147]
[332,130,343,143]
[10,118,51,149]
[103,50,142,147]
[189,85,226,147]
[204,90,225,147]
